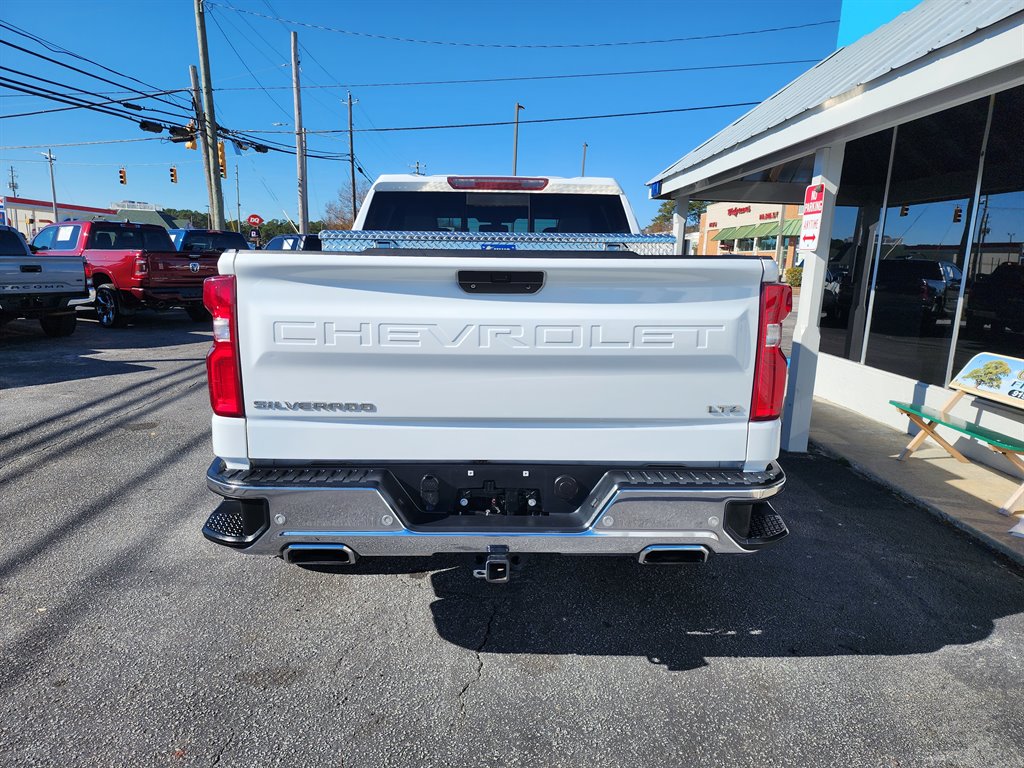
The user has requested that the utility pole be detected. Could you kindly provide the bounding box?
[512,103,525,175]
[189,65,215,221]
[41,150,58,221]
[581,142,588,177]
[409,161,426,176]
[7,166,18,196]
[235,164,241,233]
[291,31,309,233]
[193,0,225,229]
[347,91,357,223]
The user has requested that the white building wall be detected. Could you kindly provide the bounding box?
[814,353,1024,477]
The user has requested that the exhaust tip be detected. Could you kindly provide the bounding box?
[283,543,357,567]
[638,545,709,565]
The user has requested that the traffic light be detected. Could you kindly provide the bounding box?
[118,167,127,185]
[953,205,963,223]
[170,166,178,184]
[217,141,227,179]
[899,205,909,217]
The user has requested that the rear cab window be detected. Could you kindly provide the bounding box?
[362,191,631,234]
[182,231,249,252]
[0,229,29,256]
[87,224,175,251]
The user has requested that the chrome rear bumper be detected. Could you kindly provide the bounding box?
[204,460,787,558]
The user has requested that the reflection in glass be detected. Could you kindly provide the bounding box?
[954,86,1024,373]
[864,97,990,385]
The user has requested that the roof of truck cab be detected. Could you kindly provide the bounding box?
[369,174,626,195]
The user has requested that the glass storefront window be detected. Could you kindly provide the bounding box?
[736,238,754,251]
[863,96,990,385]
[953,85,1024,374]
[759,235,778,251]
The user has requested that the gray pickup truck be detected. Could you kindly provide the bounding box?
[0,223,87,337]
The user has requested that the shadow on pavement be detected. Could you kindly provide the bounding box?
[0,310,209,390]
[304,454,1024,671]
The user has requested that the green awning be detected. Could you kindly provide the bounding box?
[731,225,757,239]
[751,222,780,237]
[782,218,802,236]
[712,226,738,241]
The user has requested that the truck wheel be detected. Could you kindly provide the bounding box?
[39,313,77,337]
[95,285,127,328]
[186,305,211,322]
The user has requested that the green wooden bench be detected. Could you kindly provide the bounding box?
[890,352,1024,537]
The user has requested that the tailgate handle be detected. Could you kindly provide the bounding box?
[20,264,43,273]
[458,270,544,294]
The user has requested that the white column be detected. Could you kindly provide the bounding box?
[781,143,846,452]
[672,195,689,255]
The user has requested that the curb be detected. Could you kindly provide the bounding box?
[808,439,1024,569]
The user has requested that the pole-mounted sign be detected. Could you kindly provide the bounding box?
[247,214,264,227]
[799,183,825,251]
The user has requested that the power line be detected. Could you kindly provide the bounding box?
[210,59,823,91]
[0,137,165,150]
[207,6,293,121]
[235,100,763,134]
[205,4,838,49]
[0,68,185,120]
[0,26,192,114]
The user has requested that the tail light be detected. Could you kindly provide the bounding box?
[133,256,148,276]
[751,283,793,421]
[447,176,548,191]
[203,275,244,417]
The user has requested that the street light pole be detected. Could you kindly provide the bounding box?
[512,103,524,176]
[581,142,588,177]
[41,149,57,221]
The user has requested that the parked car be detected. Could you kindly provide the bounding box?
[30,220,217,327]
[170,229,250,255]
[0,223,87,336]
[821,268,842,323]
[263,233,322,251]
[965,261,1024,335]
[871,258,962,333]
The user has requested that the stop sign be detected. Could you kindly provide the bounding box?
[247,214,264,227]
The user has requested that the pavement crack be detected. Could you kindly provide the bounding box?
[209,729,236,767]
[453,598,501,725]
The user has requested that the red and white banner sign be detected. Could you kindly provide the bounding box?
[799,183,825,251]
[247,214,264,227]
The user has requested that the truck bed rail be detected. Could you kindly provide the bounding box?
[318,230,675,256]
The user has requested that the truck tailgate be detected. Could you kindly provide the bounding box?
[229,253,767,465]
[0,254,85,297]
[145,251,219,284]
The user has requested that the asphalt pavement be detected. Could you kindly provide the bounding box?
[2,309,1023,767]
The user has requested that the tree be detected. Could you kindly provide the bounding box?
[323,182,371,230]
[644,199,707,234]
[962,359,1012,389]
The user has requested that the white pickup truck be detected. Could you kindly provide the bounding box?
[202,175,791,581]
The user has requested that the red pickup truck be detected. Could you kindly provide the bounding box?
[30,220,219,327]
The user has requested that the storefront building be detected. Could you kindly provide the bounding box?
[648,0,1023,473]
[697,202,802,269]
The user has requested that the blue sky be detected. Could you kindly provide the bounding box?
[0,0,844,227]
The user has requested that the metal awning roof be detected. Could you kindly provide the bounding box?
[751,222,779,237]
[649,0,1024,198]
[732,225,757,239]
[712,226,737,241]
